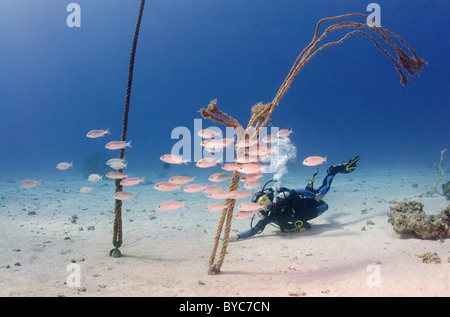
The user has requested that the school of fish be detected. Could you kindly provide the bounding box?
[154,127,302,213]
[20,126,326,220]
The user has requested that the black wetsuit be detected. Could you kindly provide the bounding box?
[237,173,335,239]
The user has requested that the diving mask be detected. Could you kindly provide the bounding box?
[257,194,271,211]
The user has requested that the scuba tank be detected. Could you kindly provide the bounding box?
[251,179,290,205]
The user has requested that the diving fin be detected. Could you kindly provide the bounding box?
[328,156,360,175]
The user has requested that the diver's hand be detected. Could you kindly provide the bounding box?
[229,235,239,242]
[260,203,271,213]
[314,193,323,202]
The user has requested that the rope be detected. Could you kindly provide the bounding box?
[203,12,425,273]
[110,0,146,258]
[208,173,240,274]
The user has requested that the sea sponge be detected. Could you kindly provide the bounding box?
[387,201,450,240]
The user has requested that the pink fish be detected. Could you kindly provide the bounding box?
[160,154,188,165]
[106,158,126,167]
[86,128,110,138]
[20,179,40,189]
[105,141,132,150]
[229,191,252,199]
[183,184,206,193]
[245,144,270,156]
[202,146,224,154]
[203,146,222,154]
[205,203,228,212]
[207,191,234,199]
[235,155,259,164]
[221,163,241,172]
[261,135,279,143]
[237,202,262,212]
[88,174,103,183]
[216,138,235,148]
[244,181,260,190]
[277,128,293,138]
[156,201,187,211]
[106,172,128,179]
[113,191,135,200]
[169,176,195,185]
[202,184,223,193]
[208,173,231,182]
[235,138,258,148]
[201,138,234,149]
[196,158,222,168]
[153,182,181,191]
[302,155,327,166]
[80,187,93,194]
[235,211,257,219]
[197,128,221,139]
[120,177,145,186]
[56,162,73,170]
[200,139,214,147]
[237,163,265,174]
[108,161,128,170]
[240,173,263,182]
[244,145,274,157]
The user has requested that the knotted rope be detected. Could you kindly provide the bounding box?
[203,12,425,274]
[110,0,146,258]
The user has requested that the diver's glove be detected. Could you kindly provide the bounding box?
[314,193,323,202]
[260,208,271,217]
[231,224,262,241]
[229,235,239,242]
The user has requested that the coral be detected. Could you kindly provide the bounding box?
[419,252,441,264]
[442,181,450,200]
[387,201,450,240]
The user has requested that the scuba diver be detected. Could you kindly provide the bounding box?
[232,156,360,240]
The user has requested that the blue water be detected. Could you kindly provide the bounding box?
[1,0,449,179]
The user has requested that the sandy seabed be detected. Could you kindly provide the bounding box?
[0,165,449,297]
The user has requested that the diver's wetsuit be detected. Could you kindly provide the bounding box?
[236,156,360,240]
[237,172,335,239]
